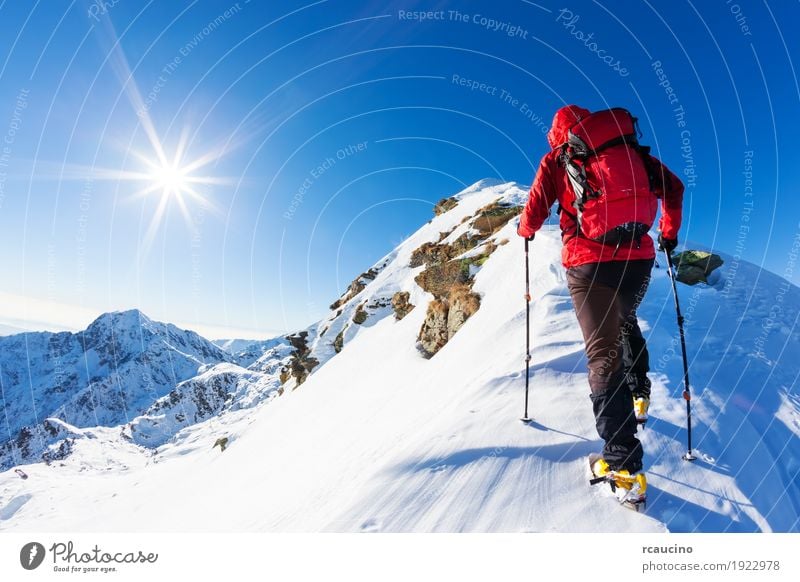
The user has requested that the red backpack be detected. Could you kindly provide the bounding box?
[558,108,659,250]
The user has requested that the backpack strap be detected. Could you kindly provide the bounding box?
[559,141,600,238]
[556,202,580,243]
[635,144,673,195]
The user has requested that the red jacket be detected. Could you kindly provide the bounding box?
[518,106,684,268]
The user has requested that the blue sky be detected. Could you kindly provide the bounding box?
[0,0,797,338]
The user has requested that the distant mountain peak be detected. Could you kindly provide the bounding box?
[0,307,232,469]
[454,178,526,200]
[86,309,152,330]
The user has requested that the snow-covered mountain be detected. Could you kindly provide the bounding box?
[0,309,231,468]
[1,180,798,533]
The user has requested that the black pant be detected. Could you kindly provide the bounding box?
[566,259,653,473]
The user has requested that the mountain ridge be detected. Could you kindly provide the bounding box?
[0,179,798,533]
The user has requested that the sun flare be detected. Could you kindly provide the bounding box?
[152,163,188,198]
[123,133,232,255]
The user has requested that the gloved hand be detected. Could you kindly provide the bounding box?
[517,224,535,242]
[658,233,678,253]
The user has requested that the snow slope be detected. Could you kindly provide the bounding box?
[0,180,798,533]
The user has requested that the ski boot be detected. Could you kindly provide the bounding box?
[633,395,649,426]
[589,453,647,511]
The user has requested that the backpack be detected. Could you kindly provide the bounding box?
[557,108,659,250]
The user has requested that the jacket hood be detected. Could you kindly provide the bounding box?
[547,105,591,149]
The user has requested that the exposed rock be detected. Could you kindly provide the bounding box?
[330,280,364,310]
[333,328,346,353]
[410,197,509,307]
[463,241,497,270]
[433,197,458,216]
[451,232,480,255]
[418,284,481,358]
[353,304,368,325]
[2,426,40,466]
[414,260,470,298]
[367,297,391,309]
[412,210,501,357]
[418,300,449,356]
[283,331,319,387]
[391,292,415,320]
[329,267,382,310]
[409,234,479,270]
[287,331,310,352]
[410,241,452,268]
[672,250,725,286]
[288,353,319,387]
[42,439,74,465]
[472,201,521,237]
[446,284,481,338]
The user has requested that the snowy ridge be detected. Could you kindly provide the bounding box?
[302,180,529,364]
[0,180,798,533]
[125,362,284,448]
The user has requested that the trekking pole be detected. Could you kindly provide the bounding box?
[521,237,532,423]
[664,249,696,461]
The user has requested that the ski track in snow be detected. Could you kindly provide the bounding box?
[0,180,798,533]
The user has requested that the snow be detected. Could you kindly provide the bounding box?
[0,181,798,533]
[0,309,232,469]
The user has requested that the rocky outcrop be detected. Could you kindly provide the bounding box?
[42,439,74,465]
[391,292,415,320]
[336,296,393,352]
[446,284,481,338]
[281,331,319,387]
[415,260,470,298]
[672,250,725,286]
[418,300,449,356]
[418,284,481,358]
[329,266,383,310]
[412,235,498,301]
[409,234,479,269]
[410,242,453,269]
[333,328,346,353]
[472,201,521,237]
[352,304,368,325]
[410,198,514,358]
[433,197,459,216]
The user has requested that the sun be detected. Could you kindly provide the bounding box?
[124,132,232,254]
[151,163,189,198]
